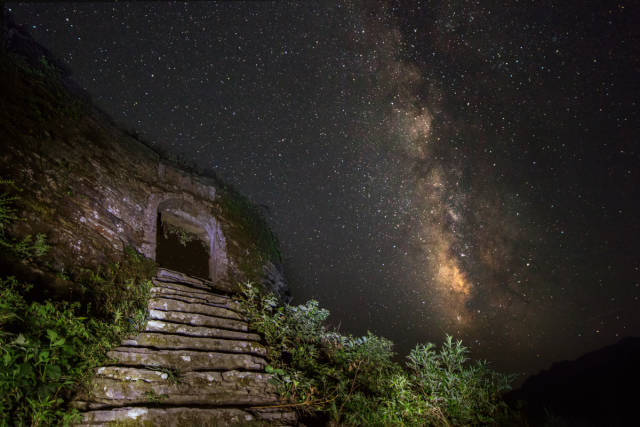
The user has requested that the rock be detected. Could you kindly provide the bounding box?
[262,261,291,302]
[143,320,260,341]
[121,332,267,356]
[251,407,299,425]
[106,347,267,371]
[148,308,249,331]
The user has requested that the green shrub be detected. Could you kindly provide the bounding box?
[74,246,155,328]
[1,277,102,425]
[239,282,516,426]
[0,253,154,426]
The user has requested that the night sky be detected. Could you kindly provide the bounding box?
[7,1,639,379]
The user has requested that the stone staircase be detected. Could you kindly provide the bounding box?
[72,268,297,426]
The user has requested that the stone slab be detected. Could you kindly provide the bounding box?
[78,407,260,426]
[74,368,280,409]
[121,333,266,356]
[151,279,214,296]
[155,268,210,290]
[148,297,243,320]
[148,309,249,331]
[106,347,267,371]
[149,290,242,313]
[151,285,241,306]
[77,406,297,426]
[144,320,260,341]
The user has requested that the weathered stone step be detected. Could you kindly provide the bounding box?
[151,279,214,296]
[148,297,242,320]
[155,268,212,290]
[144,320,260,341]
[106,347,267,371]
[73,368,280,410]
[155,269,239,294]
[148,309,249,331]
[77,406,296,427]
[151,284,241,306]
[122,333,266,356]
[149,289,242,312]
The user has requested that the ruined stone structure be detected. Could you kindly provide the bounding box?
[0,18,295,426]
[0,16,287,295]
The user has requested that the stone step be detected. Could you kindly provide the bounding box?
[144,320,260,341]
[121,333,267,356]
[155,268,212,290]
[148,297,243,320]
[77,406,296,427]
[73,368,280,410]
[154,269,239,295]
[149,289,242,313]
[106,347,267,371]
[148,309,249,332]
[151,284,241,306]
[151,279,216,296]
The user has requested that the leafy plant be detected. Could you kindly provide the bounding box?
[161,221,199,247]
[74,246,155,327]
[1,277,103,425]
[0,180,51,261]
[239,282,517,425]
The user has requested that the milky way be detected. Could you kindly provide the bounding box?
[353,5,476,328]
[8,0,639,377]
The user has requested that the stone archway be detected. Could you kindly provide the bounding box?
[156,210,209,279]
[141,194,228,281]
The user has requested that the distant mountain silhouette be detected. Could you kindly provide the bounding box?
[506,337,640,426]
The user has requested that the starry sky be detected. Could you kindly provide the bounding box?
[7,1,639,378]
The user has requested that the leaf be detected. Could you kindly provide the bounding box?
[46,329,58,341]
[47,364,62,380]
[38,350,50,363]
[13,333,27,346]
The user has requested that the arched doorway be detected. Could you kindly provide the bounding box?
[141,195,229,282]
[155,211,209,279]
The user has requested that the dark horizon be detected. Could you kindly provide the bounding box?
[6,0,639,380]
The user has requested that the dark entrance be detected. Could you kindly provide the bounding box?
[155,213,209,279]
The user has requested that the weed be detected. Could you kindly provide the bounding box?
[161,221,200,248]
[144,390,168,403]
[149,366,181,385]
[0,180,51,262]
